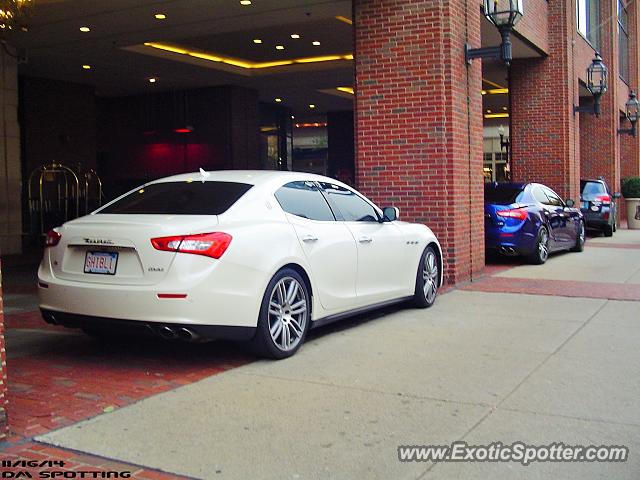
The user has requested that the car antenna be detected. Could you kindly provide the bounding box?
[199,168,210,183]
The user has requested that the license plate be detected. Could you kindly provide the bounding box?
[84,251,118,275]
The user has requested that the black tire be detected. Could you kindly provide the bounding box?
[249,268,311,359]
[603,224,613,237]
[528,227,549,265]
[570,220,585,252]
[413,245,439,308]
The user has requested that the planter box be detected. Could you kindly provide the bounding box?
[626,198,640,229]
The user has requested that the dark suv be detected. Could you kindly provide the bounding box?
[580,178,621,237]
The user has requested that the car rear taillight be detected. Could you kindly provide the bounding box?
[595,194,611,204]
[496,208,528,220]
[151,232,232,259]
[45,230,61,247]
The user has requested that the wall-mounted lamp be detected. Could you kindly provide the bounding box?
[574,53,608,116]
[618,90,639,137]
[465,0,524,66]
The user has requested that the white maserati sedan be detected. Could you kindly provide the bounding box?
[38,170,442,358]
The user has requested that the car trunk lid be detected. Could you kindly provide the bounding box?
[49,214,219,285]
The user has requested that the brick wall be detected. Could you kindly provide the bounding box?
[514,0,549,54]
[510,0,614,201]
[0,259,7,440]
[354,0,484,285]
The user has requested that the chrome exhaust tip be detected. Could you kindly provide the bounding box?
[158,325,177,340]
[177,327,199,342]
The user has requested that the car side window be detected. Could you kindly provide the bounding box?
[543,188,564,207]
[318,182,379,222]
[274,181,336,221]
[532,187,549,205]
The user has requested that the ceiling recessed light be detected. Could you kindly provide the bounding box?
[149,78,157,83]
[240,0,252,5]
[275,98,282,102]
[312,41,321,46]
[291,115,295,119]
[275,45,285,50]
[253,38,262,44]
[309,104,316,109]
[290,34,300,39]
[82,65,91,70]
[154,13,166,20]
[486,109,492,113]
[79,26,91,32]
[502,106,508,111]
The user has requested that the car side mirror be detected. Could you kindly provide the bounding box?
[565,199,575,208]
[613,192,622,199]
[382,206,399,222]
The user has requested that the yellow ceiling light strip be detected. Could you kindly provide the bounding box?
[336,86,354,94]
[487,88,509,94]
[295,55,343,63]
[335,15,353,25]
[484,113,510,119]
[143,42,352,70]
[144,42,189,55]
[482,78,506,89]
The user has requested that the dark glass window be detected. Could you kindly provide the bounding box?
[543,188,565,207]
[581,181,606,196]
[532,187,549,204]
[98,181,252,215]
[274,181,335,221]
[484,185,525,204]
[619,0,629,83]
[577,0,601,48]
[318,182,379,222]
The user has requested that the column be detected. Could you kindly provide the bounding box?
[354,0,484,284]
[0,46,22,255]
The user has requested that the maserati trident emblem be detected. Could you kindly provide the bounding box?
[84,238,114,245]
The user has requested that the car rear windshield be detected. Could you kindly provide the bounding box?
[98,181,252,215]
[484,186,524,204]
[580,181,606,196]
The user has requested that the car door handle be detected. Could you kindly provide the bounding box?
[301,234,318,243]
[358,236,373,244]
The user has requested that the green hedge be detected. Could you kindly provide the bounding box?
[621,176,640,198]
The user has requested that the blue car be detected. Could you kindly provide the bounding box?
[484,182,585,264]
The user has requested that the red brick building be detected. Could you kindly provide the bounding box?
[0,0,639,435]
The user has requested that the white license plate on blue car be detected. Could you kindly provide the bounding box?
[84,251,118,275]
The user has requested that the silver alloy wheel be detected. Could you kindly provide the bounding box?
[267,276,307,352]
[539,229,549,261]
[422,250,438,304]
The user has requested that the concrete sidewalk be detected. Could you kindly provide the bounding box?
[34,231,640,479]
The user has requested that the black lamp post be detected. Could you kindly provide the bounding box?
[466,0,524,66]
[618,91,639,137]
[574,53,609,116]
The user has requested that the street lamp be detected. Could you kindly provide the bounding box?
[465,0,524,66]
[574,53,609,116]
[618,90,639,137]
